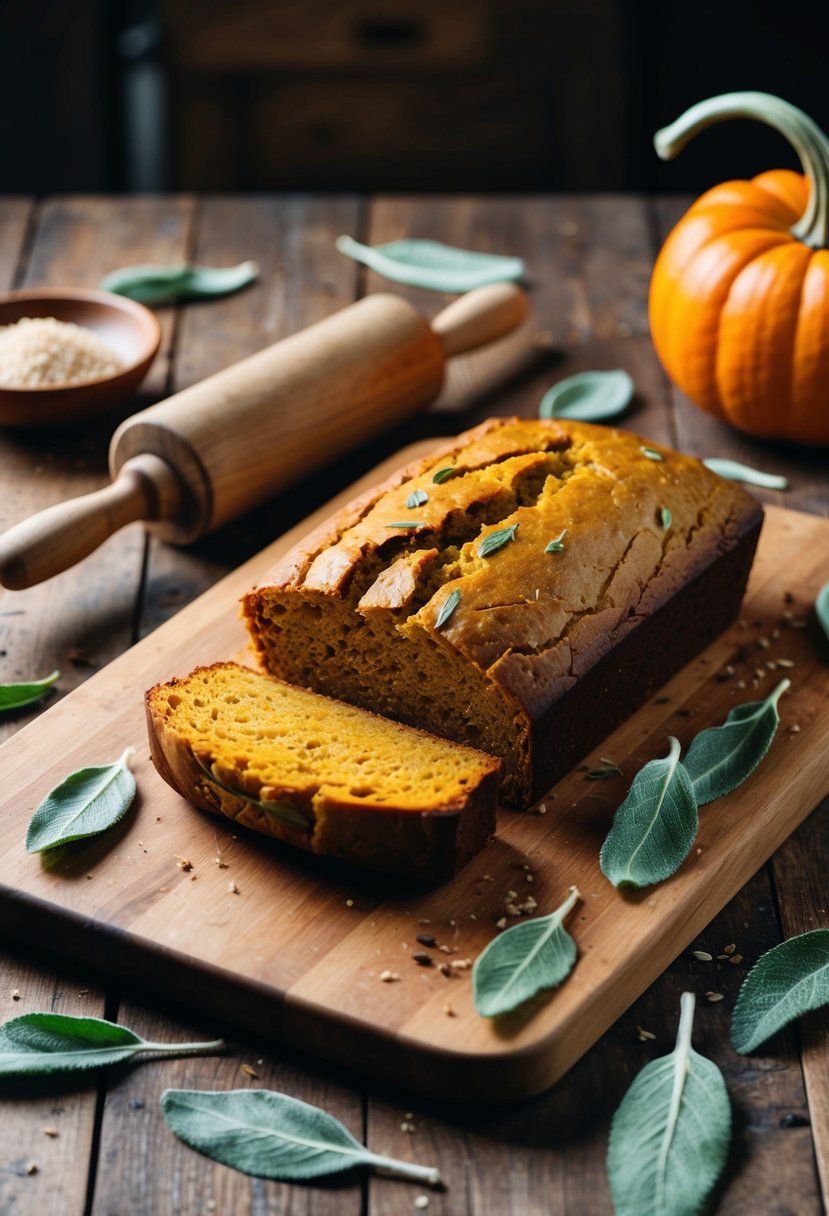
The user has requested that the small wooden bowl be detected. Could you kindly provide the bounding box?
[0,288,161,426]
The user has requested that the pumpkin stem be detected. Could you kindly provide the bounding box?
[654,92,829,249]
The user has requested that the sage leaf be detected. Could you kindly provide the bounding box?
[195,757,311,832]
[161,1088,441,1185]
[702,458,789,491]
[817,579,829,645]
[0,1013,223,1076]
[406,489,428,509]
[0,670,59,713]
[477,523,518,558]
[731,929,829,1054]
[100,260,259,304]
[539,369,633,422]
[335,235,524,293]
[640,445,664,462]
[435,588,461,629]
[683,678,789,806]
[607,992,730,1216]
[545,528,568,553]
[658,506,672,529]
[600,738,697,890]
[472,886,579,1017]
[432,466,456,484]
[385,520,423,530]
[25,747,136,853]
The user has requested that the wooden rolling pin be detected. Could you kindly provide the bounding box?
[0,283,527,589]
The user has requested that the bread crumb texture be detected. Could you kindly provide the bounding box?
[146,663,499,881]
[243,418,761,807]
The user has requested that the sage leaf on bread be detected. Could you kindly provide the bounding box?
[335,235,524,293]
[161,1088,441,1185]
[0,670,59,713]
[683,678,789,806]
[25,747,136,853]
[539,369,633,422]
[385,520,423,529]
[195,757,312,831]
[545,528,568,553]
[406,489,428,508]
[435,588,461,629]
[100,260,258,304]
[702,458,789,490]
[0,1013,223,1076]
[600,738,697,889]
[607,992,730,1216]
[817,580,829,645]
[477,523,518,558]
[731,930,829,1055]
[432,466,457,484]
[640,445,664,462]
[658,506,672,529]
[472,886,579,1017]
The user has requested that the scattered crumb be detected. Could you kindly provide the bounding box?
[757,637,770,649]
[175,856,193,872]
[438,944,452,954]
[705,992,725,1003]
[345,899,354,907]
[729,954,743,965]
[26,1162,38,1176]
[414,1195,430,1209]
[12,989,20,1001]
[636,1026,656,1042]
[400,1119,416,1133]
[692,950,713,962]
[42,1127,58,1138]
[380,970,401,983]
[240,1063,258,1078]
[450,958,472,971]
[723,944,736,955]
[496,917,508,930]
[228,881,239,894]
[439,964,453,977]
[777,658,795,668]
[443,1004,457,1018]
[789,724,801,734]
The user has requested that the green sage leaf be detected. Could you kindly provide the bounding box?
[432,466,456,484]
[435,588,461,629]
[25,747,136,853]
[702,458,789,491]
[600,738,697,890]
[640,445,664,462]
[658,506,672,529]
[472,886,579,1017]
[545,528,568,553]
[195,758,312,831]
[0,670,59,713]
[406,489,428,509]
[385,521,423,530]
[100,260,259,304]
[607,992,730,1216]
[731,929,829,1054]
[683,678,789,806]
[0,1013,223,1076]
[161,1088,441,1185]
[335,236,524,293]
[816,579,829,645]
[477,523,518,558]
[539,369,633,422]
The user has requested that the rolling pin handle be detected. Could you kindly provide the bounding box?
[430,282,529,358]
[0,454,181,590]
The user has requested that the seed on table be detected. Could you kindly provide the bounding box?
[416,933,437,948]
[412,952,433,967]
[723,944,736,955]
[729,954,743,965]
[705,992,725,1003]
[692,950,713,961]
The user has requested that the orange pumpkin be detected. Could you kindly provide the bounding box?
[649,92,829,445]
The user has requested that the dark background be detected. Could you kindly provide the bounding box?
[2,0,829,197]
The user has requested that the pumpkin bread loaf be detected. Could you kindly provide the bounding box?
[146,662,500,882]
[243,417,763,808]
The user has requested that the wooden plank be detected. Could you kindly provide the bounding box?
[651,197,827,514]
[0,472,826,1102]
[0,199,32,289]
[90,1003,363,1216]
[0,197,196,742]
[365,195,674,445]
[138,194,362,637]
[772,798,829,1206]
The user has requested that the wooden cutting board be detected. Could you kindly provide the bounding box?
[1,441,828,1102]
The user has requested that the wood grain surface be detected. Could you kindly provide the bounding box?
[1,195,827,1215]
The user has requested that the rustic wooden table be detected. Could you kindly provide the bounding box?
[0,195,827,1216]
